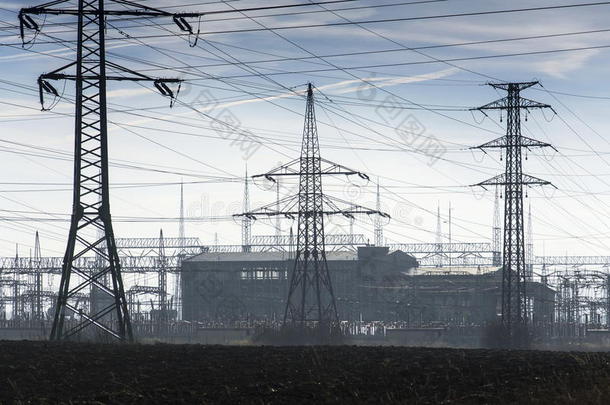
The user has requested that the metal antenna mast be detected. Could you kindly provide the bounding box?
[492,185,502,267]
[158,229,168,329]
[374,181,383,246]
[472,82,555,344]
[20,0,189,341]
[242,167,252,252]
[175,181,185,320]
[13,245,20,320]
[435,202,442,267]
[32,232,43,320]
[236,83,388,326]
[179,181,185,242]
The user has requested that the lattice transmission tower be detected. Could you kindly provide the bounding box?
[242,167,252,253]
[526,202,534,281]
[374,181,384,246]
[435,203,442,267]
[492,185,502,267]
[175,180,185,320]
[236,83,388,326]
[31,231,43,320]
[472,82,555,344]
[20,0,195,341]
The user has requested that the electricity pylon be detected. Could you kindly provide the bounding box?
[435,202,442,267]
[236,83,388,325]
[526,202,534,281]
[492,185,502,267]
[20,0,190,341]
[31,232,43,320]
[175,181,185,320]
[472,82,555,345]
[242,167,252,253]
[157,229,168,331]
[374,181,383,246]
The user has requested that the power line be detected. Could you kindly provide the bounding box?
[5,2,610,45]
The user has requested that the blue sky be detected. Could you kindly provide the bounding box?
[0,0,610,258]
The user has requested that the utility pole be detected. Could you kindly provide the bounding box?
[492,185,502,267]
[21,0,186,341]
[242,167,252,253]
[236,84,387,327]
[472,81,555,346]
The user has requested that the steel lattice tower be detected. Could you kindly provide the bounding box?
[435,203,442,267]
[242,167,252,252]
[289,84,335,323]
[31,232,43,320]
[526,202,534,281]
[472,82,555,343]
[492,185,502,267]
[157,229,168,329]
[374,181,383,246]
[21,0,184,341]
[236,83,387,326]
[175,181,185,320]
[179,181,185,242]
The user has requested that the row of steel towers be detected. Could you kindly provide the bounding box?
[20,1,555,346]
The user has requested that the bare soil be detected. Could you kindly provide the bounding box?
[0,341,609,404]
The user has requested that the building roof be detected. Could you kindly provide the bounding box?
[413,266,501,276]
[184,250,358,263]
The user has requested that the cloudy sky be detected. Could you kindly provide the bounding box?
[0,0,609,259]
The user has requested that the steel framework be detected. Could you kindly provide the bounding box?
[242,168,252,252]
[20,0,188,341]
[236,84,388,325]
[472,81,555,343]
[492,186,502,266]
[374,182,383,246]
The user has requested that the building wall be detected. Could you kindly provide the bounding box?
[181,252,554,325]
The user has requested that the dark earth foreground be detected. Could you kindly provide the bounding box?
[1,341,610,404]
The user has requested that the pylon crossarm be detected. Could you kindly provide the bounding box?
[322,194,390,219]
[251,158,301,180]
[320,158,369,179]
[235,194,300,219]
[474,135,554,150]
[473,173,553,188]
[474,136,507,149]
[521,174,555,187]
[488,81,538,91]
[38,74,181,110]
[472,97,509,111]
[21,0,348,42]
[520,136,554,149]
[251,158,369,180]
[519,97,553,110]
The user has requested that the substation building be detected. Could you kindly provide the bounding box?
[181,246,555,326]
